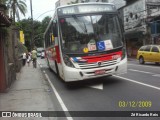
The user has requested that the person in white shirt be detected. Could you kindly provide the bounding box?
[22,52,26,66]
[27,53,31,66]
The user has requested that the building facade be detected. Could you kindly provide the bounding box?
[108,0,126,9]
[122,0,160,57]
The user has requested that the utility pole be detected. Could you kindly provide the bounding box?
[30,0,34,50]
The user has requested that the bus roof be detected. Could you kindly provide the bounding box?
[56,2,117,16]
[56,2,116,10]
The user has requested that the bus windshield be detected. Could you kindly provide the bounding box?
[59,14,123,54]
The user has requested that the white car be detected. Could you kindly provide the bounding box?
[41,50,45,59]
[37,51,41,57]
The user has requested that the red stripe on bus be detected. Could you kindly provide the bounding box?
[55,46,61,63]
[82,51,122,63]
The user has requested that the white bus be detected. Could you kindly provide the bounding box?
[44,3,127,82]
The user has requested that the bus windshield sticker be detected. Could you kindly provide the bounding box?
[97,41,105,51]
[104,40,113,50]
[87,39,97,51]
[83,47,89,53]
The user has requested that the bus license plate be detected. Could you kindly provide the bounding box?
[95,70,106,75]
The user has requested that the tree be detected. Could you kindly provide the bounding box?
[16,16,51,51]
[0,0,7,4]
[16,19,32,51]
[41,16,51,32]
[35,16,51,47]
[7,0,27,23]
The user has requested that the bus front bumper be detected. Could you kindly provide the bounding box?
[63,58,127,82]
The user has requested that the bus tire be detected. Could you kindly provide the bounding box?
[55,62,59,76]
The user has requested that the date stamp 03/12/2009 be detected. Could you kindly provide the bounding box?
[118,101,152,108]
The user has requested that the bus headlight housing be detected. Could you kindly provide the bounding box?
[63,55,75,68]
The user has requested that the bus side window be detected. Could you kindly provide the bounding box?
[53,20,58,37]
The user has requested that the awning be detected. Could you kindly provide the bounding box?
[124,30,144,39]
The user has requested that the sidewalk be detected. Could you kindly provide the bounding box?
[0,63,56,120]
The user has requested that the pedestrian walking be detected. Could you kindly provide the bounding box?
[31,48,37,68]
[22,52,26,66]
[27,53,31,67]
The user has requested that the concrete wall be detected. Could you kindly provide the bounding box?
[0,26,23,92]
[0,30,7,92]
[108,0,126,9]
[146,0,160,17]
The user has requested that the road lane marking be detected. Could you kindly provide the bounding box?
[114,75,160,91]
[37,61,40,65]
[128,63,160,69]
[87,83,103,90]
[37,61,43,67]
[44,73,73,120]
[128,69,154,75]
[129,69,160,77]
[153,74,160,77]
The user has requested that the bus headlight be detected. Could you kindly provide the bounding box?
[121,48,126,60]
[63,55,75,68]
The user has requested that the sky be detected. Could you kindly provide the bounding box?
[21,0,57,21]
[21,0,126,21]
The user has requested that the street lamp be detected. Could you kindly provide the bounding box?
[30,0,34,49]
[29,0,55,49]
[31,10,55,48]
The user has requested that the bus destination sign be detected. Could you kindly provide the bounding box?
[58,4,116,15]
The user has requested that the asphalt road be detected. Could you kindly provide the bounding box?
[37,58,160,120]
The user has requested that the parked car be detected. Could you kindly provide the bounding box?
[137,45,160,64]
[37,47,44,57]
[41,50,45,59]
[37,51,41,57]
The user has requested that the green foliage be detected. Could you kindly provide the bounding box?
[7,0,27,23]
[41,16,51,32]
[16,16,51,51]
[0,0,7,4]
[17,41,28,57]
[16,19,30,50]
[0,27,9,47]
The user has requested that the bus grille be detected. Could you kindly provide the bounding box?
[76,59,118,69]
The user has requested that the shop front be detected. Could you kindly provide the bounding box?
[125,31,145,58]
